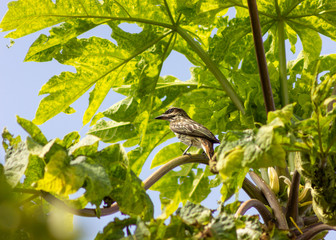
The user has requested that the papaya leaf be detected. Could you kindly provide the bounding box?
[3,141,30,187]
[151,164,211,218]
[16,116,48,145]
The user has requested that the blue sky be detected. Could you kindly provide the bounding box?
[1,0,336,239]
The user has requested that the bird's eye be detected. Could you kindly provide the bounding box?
[165,108,175,114]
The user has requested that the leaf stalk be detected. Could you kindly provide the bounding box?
[175,26,245,114]
[278,20,289,106]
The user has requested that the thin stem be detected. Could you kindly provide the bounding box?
[278,20,289,106]
[281,0,305,17]
[247,0,275,113]
[17,193,40,206]
[13,188,41,194]
[46,15,175,29]
[296,224,336,240]
[282,143,310,152]
[163,0,175,25]
[249,172,288,230]
[291,222,321,237]
[303,216,319,226]
[235,199,274,224]
[316,107,325,159]
[226,0,276,19]
[242,177,268,205]
[176,26,245,114]
[285,170,302,228]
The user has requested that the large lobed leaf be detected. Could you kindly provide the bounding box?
[1,117,153,219]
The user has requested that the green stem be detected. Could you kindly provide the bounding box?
[175,26,245,114]
[163,0,175,25]
[316,107,325,160]
[278,20,289,106]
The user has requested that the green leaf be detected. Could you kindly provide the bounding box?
[36,148,83,195]
[23,154,45,188]
[63,106,76,114]
[117,170,154,220]
[267,104,294,124]
[176,201,212,225]
[73,157,112,209]
[150,142,187,169]
[103,96,139,122]
[217,146,246,179]
[220,167,249,202]
[25,20,100,62]
[287,24,321,69]
[68,135,100,157]
[95,218,137,240]
[33,37,135,125]
[127,121,173,175]
[16,116,48,145]
[2,128,21,151]
[312,74,336,107]
[4,142,30,187]
[209,212,263,240]
[62,131,80,149]
[208,212,237,239]
[92,144,129,168]
[151,164,211,218]
[89,144,153,219]
[89,120,136,143]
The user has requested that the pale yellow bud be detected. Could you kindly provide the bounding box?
[268,167,279,194]
[298,183,310,202]
[279,176,292,196]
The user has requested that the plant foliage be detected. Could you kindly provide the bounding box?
[2,0,336,239]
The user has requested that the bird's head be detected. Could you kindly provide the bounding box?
[155,107,191,121]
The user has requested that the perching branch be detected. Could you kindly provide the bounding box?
[235,199,273,224]
[143,154,209,189]
[13,154,266,219]
[15,154,209,217]
[249,171,288,230]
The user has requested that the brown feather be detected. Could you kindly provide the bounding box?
[170,118,220,144]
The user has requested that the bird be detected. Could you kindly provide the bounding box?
[155,107,220,162]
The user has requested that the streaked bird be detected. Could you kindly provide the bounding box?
[155,107,219,161]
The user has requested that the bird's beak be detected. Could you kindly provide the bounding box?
[155,114,168,120]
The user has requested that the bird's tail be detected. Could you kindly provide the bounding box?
[201,139,218,173]
[201,139,214,160]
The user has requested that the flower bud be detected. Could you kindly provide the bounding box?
[268,167,279,194]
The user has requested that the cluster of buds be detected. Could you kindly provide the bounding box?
[267,167,310,203]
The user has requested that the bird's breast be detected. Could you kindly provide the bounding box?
[174,133,203,148]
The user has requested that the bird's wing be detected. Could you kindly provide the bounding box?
[170,119,220,143]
